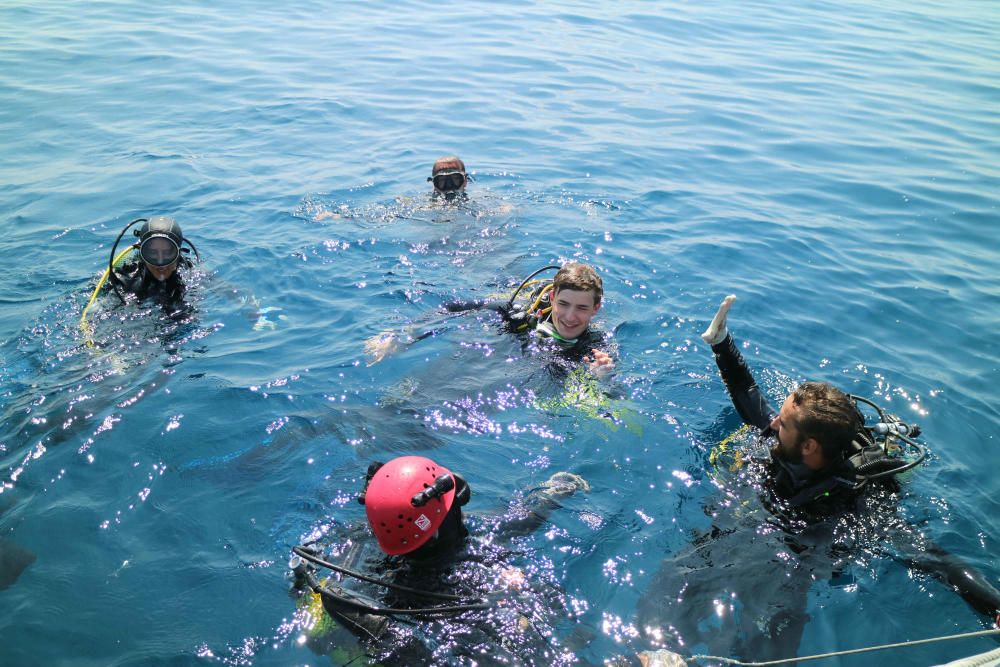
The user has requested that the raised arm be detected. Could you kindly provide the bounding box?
[701,295,776,430]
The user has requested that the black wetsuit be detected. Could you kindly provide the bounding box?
[110,261,186,303]
[631,334,1000,663]
[293,481,584,666]
[710,333,863,511]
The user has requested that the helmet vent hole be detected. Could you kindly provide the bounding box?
[397,514,404,519]
[398,523,403,529]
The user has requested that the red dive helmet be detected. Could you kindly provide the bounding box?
[361,456,458,556]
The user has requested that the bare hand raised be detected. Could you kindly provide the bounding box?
[701,295,736,346]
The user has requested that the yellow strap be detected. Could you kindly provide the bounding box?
[528,284,554,313]
[79,245,137,329]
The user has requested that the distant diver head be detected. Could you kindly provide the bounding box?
[137,216,183,279]
[429,156,467,197]
[359,456,464,556]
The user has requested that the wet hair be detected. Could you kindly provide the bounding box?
[432,155,465,175]
[552,262,603,305]
[790,381,860,464]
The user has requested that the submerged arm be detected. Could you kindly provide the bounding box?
[496,472,590,539]
[895,539,1000,623]
[364,299,508,366]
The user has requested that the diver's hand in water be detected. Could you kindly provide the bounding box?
[586,349,615,378]
[499,567,527,591]
[252,306,285,331]
[364,331,401,366]
[701,294,736,346]
[540,471,591,498]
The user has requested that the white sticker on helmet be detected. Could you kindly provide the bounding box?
[414,514,432,531]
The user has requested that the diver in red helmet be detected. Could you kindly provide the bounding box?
[289,455,590,664]
[360,456,470,557]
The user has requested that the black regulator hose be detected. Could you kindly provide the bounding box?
[856,432,927,480]
[107,217,147,304]
[182,238,201,263]
[291,545,489,605]
[506,265,561,310]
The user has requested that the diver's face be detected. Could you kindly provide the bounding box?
[141,238,179,281]
[145,260,178,282]
[432,171,467,198]
[770,395,804,463]
[550,288,600,340]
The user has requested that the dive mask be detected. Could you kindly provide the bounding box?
[139,235,180,267]
[429,170,466,192]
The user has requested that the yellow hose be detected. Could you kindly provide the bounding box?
[527,283,554,314]
[80,246,137,342]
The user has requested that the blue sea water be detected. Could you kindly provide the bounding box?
[1,0,998,665]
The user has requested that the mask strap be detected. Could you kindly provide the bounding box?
[357,461,384,505]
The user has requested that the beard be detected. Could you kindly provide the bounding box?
[775,435,804,464]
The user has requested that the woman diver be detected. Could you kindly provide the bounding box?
[104,215,199,303]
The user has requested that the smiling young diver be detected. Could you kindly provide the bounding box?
[365,262,616,377]
[290,455,590,664]
[511,262,615,373]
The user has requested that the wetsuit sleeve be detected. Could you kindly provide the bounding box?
[711,333,777,430]
[894,539,1000,620]
[495,491,565,538]
[441,298,508,315]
